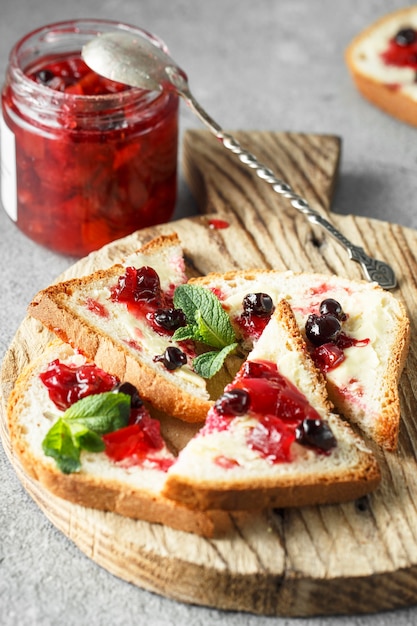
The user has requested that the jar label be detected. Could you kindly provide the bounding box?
[0,114,17,222]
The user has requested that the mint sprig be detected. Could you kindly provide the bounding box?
[42,392,130,474]
[172,284,238,378]
[192,343,238,379]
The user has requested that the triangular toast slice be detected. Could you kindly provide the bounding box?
[6,340,229,537]
[162,300,381,511]
[191,269,409,450]
[28,233,213,423]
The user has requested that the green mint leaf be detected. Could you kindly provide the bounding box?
[77,430,106,453]
[172,324,201,343]
[63,392,130,434]
[173,284,236,348]
[194,310,231,349]
[42,392,130,474]
[173,283,204,320]
[193,343,238,379]
[42,418,81,474]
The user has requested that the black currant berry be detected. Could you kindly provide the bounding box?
[295,418,337,452]
[35,69,55,84]
[305,313,341,346]
[319,298,346,321]
[113,381,143,408]
[242,293,274,318]
[153,308,187,331]
[215,388,251,416]
[394,28,417,46]
[154,346,187,371]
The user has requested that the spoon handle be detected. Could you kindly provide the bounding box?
[168,70,397,290]
[218,132,396,289]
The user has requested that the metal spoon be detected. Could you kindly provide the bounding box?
[82,32,397,289]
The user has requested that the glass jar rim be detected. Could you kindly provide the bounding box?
[7,18,168,108]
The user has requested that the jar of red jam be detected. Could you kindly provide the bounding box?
[1,20,179,256]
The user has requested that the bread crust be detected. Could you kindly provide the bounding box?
[345,6,417,127]
[162,463,381,512]
[29,287,212,422]
[6,342,230,537]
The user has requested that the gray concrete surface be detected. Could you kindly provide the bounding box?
[1,1,417,624]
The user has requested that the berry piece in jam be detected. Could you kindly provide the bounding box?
[311,343,345,372]
[248,415,296,463]
[103,414,169,467]
[394,28,417,46]
[39,359,119,411]
[29,55,128,95]
[319,298,346,321]
[34,69,55,85]
[153,307,187,332]
[214,388,251,416]
[304,298,369,373]
[113,381,143,409]
[381,27,417,68]
[238,364,319,425]
[295,418,337,452]
[242,293,274,318]
[237,293,275,340]
[154,346,187,370]
[113,266,162,305]
[305,313,342,346]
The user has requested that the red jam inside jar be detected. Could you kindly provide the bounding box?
[0,20,179,256]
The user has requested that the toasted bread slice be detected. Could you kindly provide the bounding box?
[346,6,417,126]
[191,269,409,450]
[162,300,381,511]
[28,233,213,423]
[6,340,230,537]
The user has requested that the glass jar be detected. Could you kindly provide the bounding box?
[1,19,179,256]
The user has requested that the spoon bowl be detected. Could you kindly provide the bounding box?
[82,31,396,289]
[82,31,186,93]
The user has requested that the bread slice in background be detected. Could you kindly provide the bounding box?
[191,270,409,450]
[346,6,417,126]
[162,300,381,511]
[6,340,230,537]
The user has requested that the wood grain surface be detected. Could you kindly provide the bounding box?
[2,129,417,617]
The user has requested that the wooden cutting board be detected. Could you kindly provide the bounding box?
[2,129,417,617]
